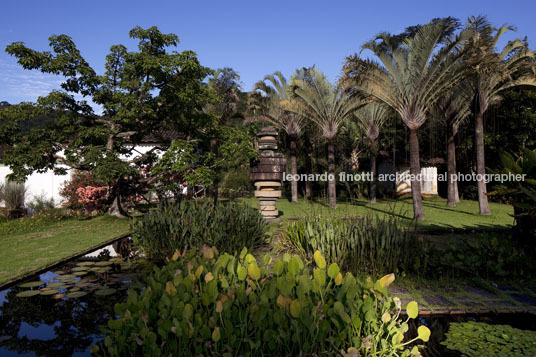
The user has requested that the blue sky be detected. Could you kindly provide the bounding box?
[1,0,536,105]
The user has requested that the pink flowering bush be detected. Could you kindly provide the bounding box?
[60,171,112,214]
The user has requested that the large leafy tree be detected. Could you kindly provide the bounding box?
[342,18,469,220]
[465,16,536,215]
[204,67,244,202]
[1,26,213,215]
[354,102,390,203]
[251,71,305,202]
[290,67,362,208]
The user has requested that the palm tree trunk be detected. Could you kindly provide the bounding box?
[210,137,218,204]
[304,131,313,200]
[409,128,425,220]
[370,138,377,204]
[290,138,298,202]
[475,112,490,215]
[447,121,457,207]
[327,139,336,209]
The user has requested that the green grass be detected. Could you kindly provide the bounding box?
[0,215,131,285]
[239,195,514,231]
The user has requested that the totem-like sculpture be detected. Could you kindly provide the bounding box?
[250,127,286,223]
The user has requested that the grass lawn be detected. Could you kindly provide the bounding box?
[0,215,131,285]
[240,195,514,231]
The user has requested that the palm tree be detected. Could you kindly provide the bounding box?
[251,71,305,202]
[342,18,470,220]
[354,102,390,203]
[290,66,362,209]
[465,16,536,215]
[431,83,472,207]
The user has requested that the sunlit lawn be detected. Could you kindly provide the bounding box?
[239,195,514,231]
[0,215,131,285]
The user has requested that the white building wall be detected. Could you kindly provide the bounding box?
[0,145,159,208]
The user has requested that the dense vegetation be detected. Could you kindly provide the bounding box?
[95,247,429,356]
[132,201,268,261]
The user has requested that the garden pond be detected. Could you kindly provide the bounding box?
[1,242,535,356]
[0,241,148,356]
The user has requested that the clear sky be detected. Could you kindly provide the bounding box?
[1,0,535,105]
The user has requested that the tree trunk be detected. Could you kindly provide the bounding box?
[370,138,377,204]
[108,193,128,217]
[210,137,218,204]
[409,128,425,220]
[475,112,490,215]
[305,152,312,200]
[290,138,298,203]
[446,121,457,207]
[327,139,336,209]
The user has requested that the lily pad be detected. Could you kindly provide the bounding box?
[40,287,52,292]
[76,261,94,266]
[47,283,68,289]
[19,281,44,288]
[16,290,41,297]
[56,274,75,280]
[69,287,81,292]
[73,271,88,276]
[40,289,59,295]
[52,293,65,299]
[66,291,88,298]
[95,288,117,296]
[72,267,88,272]
[95,261,114,266]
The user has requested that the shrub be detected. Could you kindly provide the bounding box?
[27,193,55,214]
[94,247,429,356]
[59,171,111,213]
[132,201,268,261]
[0,181,27,210]
[281,214,428,277]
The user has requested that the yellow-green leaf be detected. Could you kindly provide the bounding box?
[212,327,221,342]
[327,263,340,279]
[313,251,326,269]
[248,263,261,281]
[417,325,431,342]
[407,301,419,319]
[334,272,343,285]
[290,300,301,318]
[215,300,223,313]
[381,312,391,323]
[195,265,204,278]
[165,281,176,296]
[171,249,180,261]
[237,264,247,280]
[205,272,214,283]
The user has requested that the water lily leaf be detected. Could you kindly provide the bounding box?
[69,287,81,292]
[76,261,94,266]
[52,293,65,299]
[95,261,114,266]
[16,290,41,297]
[41,289,59,295]
[66,291,88,298]
[47,283,68,289]
[95,288,117,296]
[418,325,431,342]
[19,281,44,288]
[73,272,88,276]
[313,251,326,269]
[407,301,419,319]
[72,267,88,272]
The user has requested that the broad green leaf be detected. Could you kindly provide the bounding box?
[313,250,326,269]
[407,301,419,319]
[327,263,340,279]
[418,325,431,342]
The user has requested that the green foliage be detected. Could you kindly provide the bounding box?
[0,213,68,237]
[281,214,427,276]
[220,167,252,198]
[0,181,27,210]
[489,148,536,238]
[26,193,55,214]
[427,234,535,279]
[96,247,427,356]
[151,127,256,199]
[442,321,536,356]
[132,201,268,261]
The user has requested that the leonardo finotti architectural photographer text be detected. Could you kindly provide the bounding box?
[282,172,526,183]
